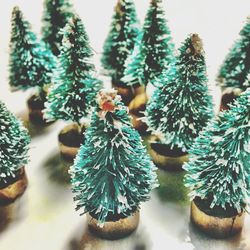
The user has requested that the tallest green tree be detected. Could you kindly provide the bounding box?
[101,0,140,86]
[123,0,175,87]
[41,0,74,55]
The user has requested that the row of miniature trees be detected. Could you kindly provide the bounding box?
[9,0,74,125]
[102,0,175,133]
[7,0,250,240]
[9,2,102,161]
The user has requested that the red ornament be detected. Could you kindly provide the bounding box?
[101,101,116,112]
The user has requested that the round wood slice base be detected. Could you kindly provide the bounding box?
[27,94,52,126]
[0,168,28,206]
[59,142,79,162]
[128,93,147,115]
[149,144,188,171]
[191,200,245,238]
[112,82,145,106]
[58,124,82,161]
[87,211,139,240]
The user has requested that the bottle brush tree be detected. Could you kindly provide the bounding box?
[0,100,30,184]
[184,88,250,219]
[41,0,74,55]
[9,6,55,95]
[217,16,250,91]
[45,16,102,126]
[45,16,102,161]
[145,34,214,152]
[70,89,158,225]
[101,0,140,85]
[123,0,175,87]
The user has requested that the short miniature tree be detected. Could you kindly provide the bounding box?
[0,100,30,182]
[41,0,74,55]
[217,17,250,90]
[70,89,158,224]
[123,0,175,87]
[44,16,102,126]
[101,0,140,85]
[145,34,214,151]
[9,6,55,96]
[184,88,250,213]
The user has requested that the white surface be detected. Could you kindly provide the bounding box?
[0,1,249,250]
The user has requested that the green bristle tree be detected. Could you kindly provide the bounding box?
[101,0,140,85]
[70,89,158,225]
[0,101,30,182]
[145,34,213,151]
[184,88,250,213]
[44,16,102,125]
[123,0,174,87]
[218,17,250,90]
[41,0,74,55]
[9,6,55,94]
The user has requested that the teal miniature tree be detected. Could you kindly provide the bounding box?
[217,17,250,90]
[184,88,250,213]
[70,89,158,224]
[41,0,74,55]
[101,0,140,85]
[145,34,214,151]
[0,101,30,182]
[9,6,55,94]
[122,0,175,87]
[44,16,102,125]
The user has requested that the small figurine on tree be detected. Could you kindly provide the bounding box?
[146,34,214,170]
[101,0,140,105]
[70,89,158,240]
[41,0,74,56]
[217,16,250,110]
[122,0,175,133]
[44,16,102,161]
[184,88,250,238]
[0,100,30,205]
[9,6,55,125]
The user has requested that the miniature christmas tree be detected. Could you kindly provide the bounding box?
[145,34,214,152]
[44,16,102,126]
[123,0,175,87]
[217,17,250,90]
[70,89,158,225]
[9,6,55,93]
[184,88,250,215]
[101,0,140,85]
[0,100,30,182]
[41,0,74,55]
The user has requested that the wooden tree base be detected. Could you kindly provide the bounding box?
[129,93,148,133]
[0,167,28,206]
[87,211,139,240]
[58,123,84,161]
[220,88,242,111]
[191,200,245,238]
[27,94,51,125]
[149,138,188,171]
[112,82,145,106]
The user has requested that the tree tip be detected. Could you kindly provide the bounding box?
[97,89,121,112]
[13,6,20,13]
[190,33,203,55]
